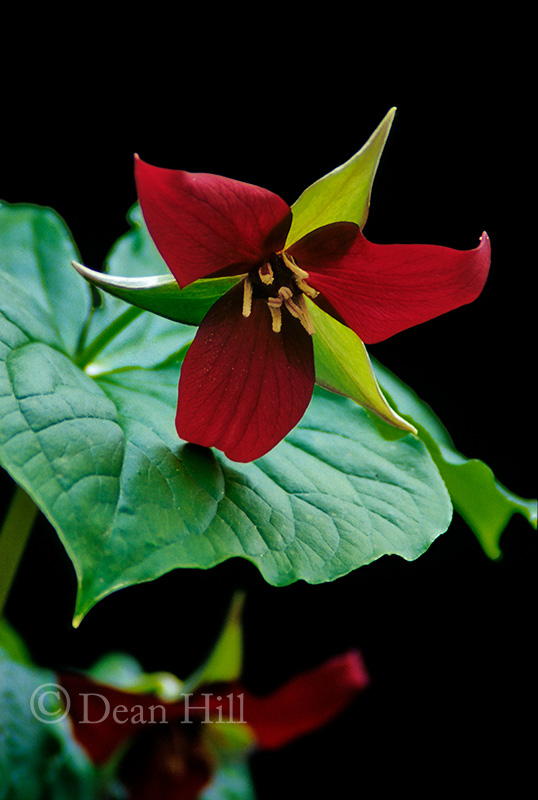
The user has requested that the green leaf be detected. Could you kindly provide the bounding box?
[1,202,452,624]
[373,360,537,558]
[309,301,416,433]
[286,107,396,245]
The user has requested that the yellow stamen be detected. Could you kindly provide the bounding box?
[267,295,283,308]
[283,297,301,318]
[258,262,274,285]
[242,277,253,317]
[278,285,293,301]
[285,294,315,335]
[281,251,309,280]
[268,303,282,332]
[295,277,319,299]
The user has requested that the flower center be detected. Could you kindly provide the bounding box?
[242,251,319,334]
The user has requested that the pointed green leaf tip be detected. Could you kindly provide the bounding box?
[286,107,396,246]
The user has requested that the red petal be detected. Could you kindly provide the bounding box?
[176,283,315,462]
[241,650,370,750]
[135,156,291,287]
[288,224,491,343]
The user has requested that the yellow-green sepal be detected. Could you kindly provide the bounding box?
[286,107,396,246]
[309,301,417,434]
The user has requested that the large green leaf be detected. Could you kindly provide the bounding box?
[0,202,452,623]
[286,107,396,245]
[373,360,537,559]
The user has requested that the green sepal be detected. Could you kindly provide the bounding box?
[309,301,416,434]
[286,107,396,245]
[72,260,241,327]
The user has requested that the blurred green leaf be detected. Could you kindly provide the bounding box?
[0,646,100,800]
[200,759,256,800]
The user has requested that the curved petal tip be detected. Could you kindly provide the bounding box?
[303,228,492,344]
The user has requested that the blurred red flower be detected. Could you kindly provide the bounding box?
[60,650,369,799]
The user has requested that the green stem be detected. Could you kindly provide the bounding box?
[74,305,144,370]
[74,302,97,360]
[0,485,39,619]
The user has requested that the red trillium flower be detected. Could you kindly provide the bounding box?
[135,156,491,462]
[60,650,369,800]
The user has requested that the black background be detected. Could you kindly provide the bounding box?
[1,35,535,798]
